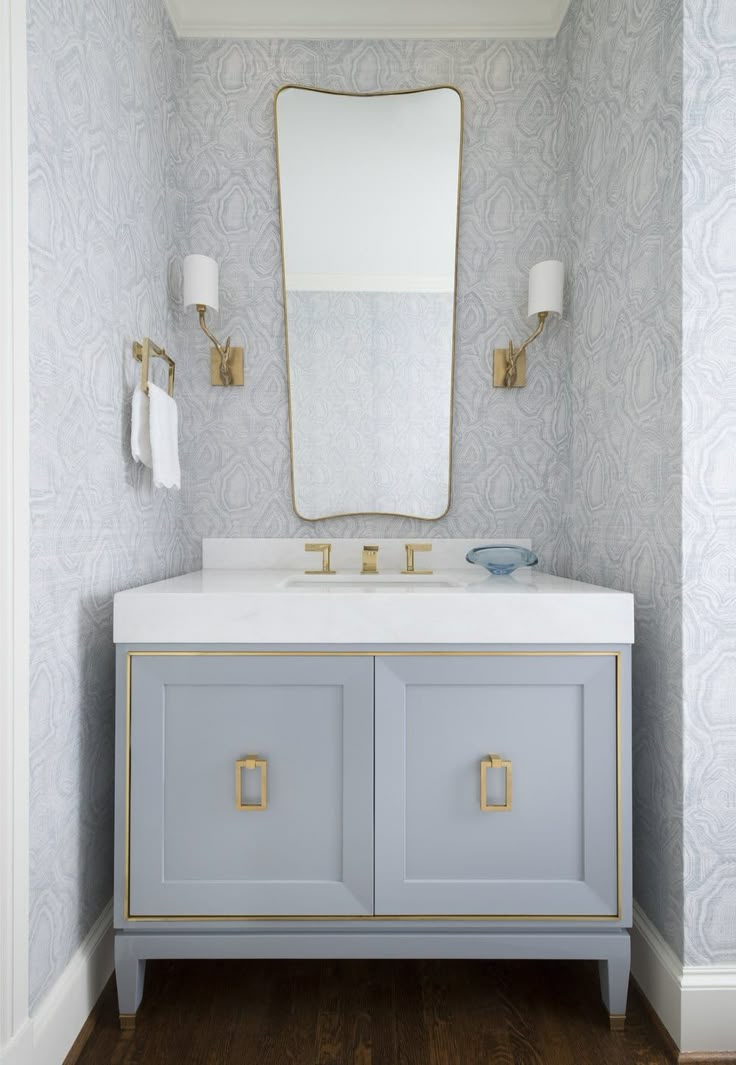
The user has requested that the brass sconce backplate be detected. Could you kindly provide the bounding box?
[493,348,526,388]
[210,346,244,386]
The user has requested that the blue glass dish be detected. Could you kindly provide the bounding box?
[465,545,538,576]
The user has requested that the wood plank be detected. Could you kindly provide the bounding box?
[74,959,676,1065]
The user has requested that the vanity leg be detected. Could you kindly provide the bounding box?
[598,937,631,1030]
[115,938,146,1030]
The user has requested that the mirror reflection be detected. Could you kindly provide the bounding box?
[276,86,463,520]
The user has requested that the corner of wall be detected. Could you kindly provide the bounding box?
[0,0,30,1051]
[633,902,736,1055]
[1,903,112,1065]
[25,0,197,1019]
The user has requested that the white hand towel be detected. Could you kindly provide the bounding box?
[148,382,181,490]
[131,386,152,468]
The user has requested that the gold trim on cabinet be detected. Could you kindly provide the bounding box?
[124,649,622,923]
[274,84,464,522]
[616,651,623,924]
[122,913,621,923]
[126,649,621,658]
[124,650,132,926]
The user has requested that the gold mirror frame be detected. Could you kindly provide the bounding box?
[274,84,464,522]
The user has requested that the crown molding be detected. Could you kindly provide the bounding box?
[549,0,571,35]
[162,0,572,39]
[171,23,563,39]
[163,0,182,35]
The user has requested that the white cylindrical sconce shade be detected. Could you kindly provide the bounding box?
[183,254,219,311]
[528,259,564,317]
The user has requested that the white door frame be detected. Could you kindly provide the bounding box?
[0,0,30,1053]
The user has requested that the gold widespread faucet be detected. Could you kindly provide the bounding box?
[361,545,379,575]
[304,542,434,577]
[402,543,433,575]
[304,543,334,575]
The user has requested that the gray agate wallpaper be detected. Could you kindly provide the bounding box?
[557,0,684,957]
[27,11,571,1007]
[168,35,572,554]
[26,0,194,1009]
[681,0,736,966]
[25,0,736,1014]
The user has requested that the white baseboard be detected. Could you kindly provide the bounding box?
[0,901,113,1065]
[0,1023,33,1065]
[632,902,736,1055]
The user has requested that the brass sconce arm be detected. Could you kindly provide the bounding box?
[197,304,233,386]
[500,311,548,388]
[184,254,244,387]
[493,259,563,388]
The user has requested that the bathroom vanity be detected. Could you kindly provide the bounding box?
[113,539,634,1030]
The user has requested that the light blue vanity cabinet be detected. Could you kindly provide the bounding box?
[114,644,631,1031]
[375,654,620,918]
[126,654,374,919]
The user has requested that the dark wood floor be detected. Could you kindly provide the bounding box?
[72,958,675,1065]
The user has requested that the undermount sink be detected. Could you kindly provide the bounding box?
[282,574,464,591]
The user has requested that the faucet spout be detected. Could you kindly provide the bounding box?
[361,545,379,575]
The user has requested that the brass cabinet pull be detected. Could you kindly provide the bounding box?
[480,754,512,812]
[402,543,433,575]
[235,756,268,810]
[304,542,335,575]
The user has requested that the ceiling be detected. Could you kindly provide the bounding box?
[163,0,572,39]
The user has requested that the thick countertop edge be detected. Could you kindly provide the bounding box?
[113,568,634,645]
[114,596,634,644]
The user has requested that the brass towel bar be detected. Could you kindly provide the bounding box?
[132,338,176,397]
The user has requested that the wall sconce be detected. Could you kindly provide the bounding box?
[492,259,564,388]
[183,254,244,387]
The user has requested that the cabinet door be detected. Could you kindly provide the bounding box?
[128,654,373,917]
[374,654,619,918]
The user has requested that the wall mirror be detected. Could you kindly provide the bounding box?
[275,85,463,520]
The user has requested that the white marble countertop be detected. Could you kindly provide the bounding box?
[114,540,634,644]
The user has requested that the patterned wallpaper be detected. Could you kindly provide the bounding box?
[558,0,684,957]
[26,0,197,1010]
[26,0,733,1015]
[681,0,736,965]
[167,37,572,563]
[26,20,572,1010]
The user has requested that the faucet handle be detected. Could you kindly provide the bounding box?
[304,542,335,575]
[403,542,433,575]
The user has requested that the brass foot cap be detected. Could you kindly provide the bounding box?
[609,1013,626,1031]
[119,1013,137,1031]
